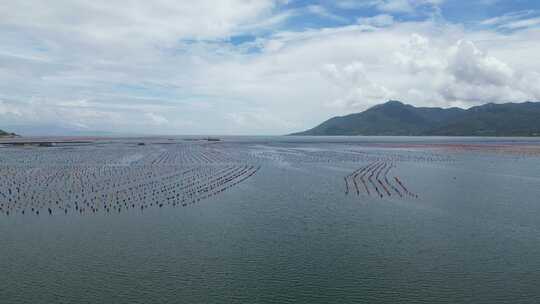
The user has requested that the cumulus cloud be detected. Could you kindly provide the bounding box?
[448,40,514,86]
[321,62,395,108]
[394,33,540,104]
[394,33,445,74]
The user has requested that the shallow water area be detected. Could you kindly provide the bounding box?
[2,136,540,303]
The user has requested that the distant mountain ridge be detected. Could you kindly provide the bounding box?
[0,130,18,138]
[292,100,540,136]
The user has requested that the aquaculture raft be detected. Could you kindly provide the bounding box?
[344,160,418,200]
[0,142,259,216]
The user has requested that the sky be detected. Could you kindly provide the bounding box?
[1,0,540,135]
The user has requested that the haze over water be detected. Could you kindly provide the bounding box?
[2,136,540,303]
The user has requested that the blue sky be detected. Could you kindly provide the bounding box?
[1,0,540,135]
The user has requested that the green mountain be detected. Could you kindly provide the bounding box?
[0,129,17,137]
[292,100,540,136]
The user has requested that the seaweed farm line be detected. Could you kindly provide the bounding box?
[344,161,418,199]
[1,137,540,218]
[0,141,261,216]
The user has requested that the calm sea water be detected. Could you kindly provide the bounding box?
[2,136,540,303]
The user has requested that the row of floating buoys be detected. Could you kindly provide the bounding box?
[2,164,259,216]
[0,142,261,217]
[375,162,392,197]
[384,163,402,197]
[344,159,418,200]
[394,176,418,199]
[220,144,456,165]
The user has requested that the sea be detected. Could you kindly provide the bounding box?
[1,136,540,303]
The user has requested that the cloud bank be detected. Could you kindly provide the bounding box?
[1,0,540,135]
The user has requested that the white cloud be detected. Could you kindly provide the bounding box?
[500,17,540,30]
[0,0,283,44]
[225,108,298,133]
[1,1,540,135]
[307,5,348,23]
[333,0,375,10]
[144,113,169,126]
[481,10,540,31]
[448,40,514,86]
[481,10,535,26]
[0,100,23,117]
[358,14,395,27]
[377,0,416,13]
[321,62,395,108]
[394,33,445,74]
[332,0,444,15]
[394,33,540,104]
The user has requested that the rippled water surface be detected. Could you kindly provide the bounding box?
[2,136,540,303]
